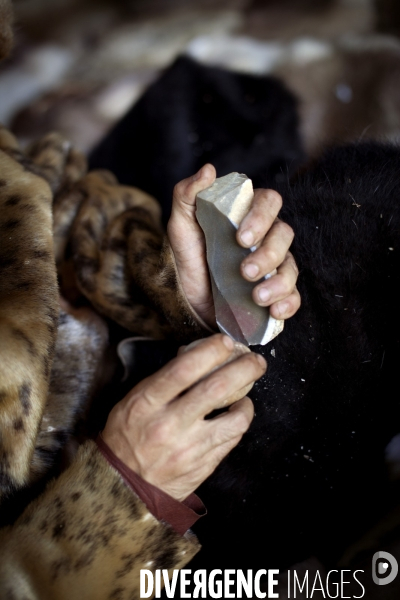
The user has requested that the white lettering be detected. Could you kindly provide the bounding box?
[353,570,365,599]
[209,569,222,598]
[326,570,339,599]
[155,569,161,598]
[224,569,235,598]
[140,570,153,598]
[294,571,308,598]
[163,570,179,598]
[268,570,279,599]
[193,569,207,598]
[310,572,326,598]
[341,570,351,598]
[254,569,267,598]
[180,569,191,598]
[237,569,253,598]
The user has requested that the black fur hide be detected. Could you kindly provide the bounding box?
[90,57,400,580]
[192,142,400,573]
[89,55,305,224]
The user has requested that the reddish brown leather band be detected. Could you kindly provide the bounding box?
[96,434,206,536]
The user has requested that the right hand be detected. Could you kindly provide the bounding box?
[102,334,266,501]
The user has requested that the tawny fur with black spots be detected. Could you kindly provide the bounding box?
[53,165,207,342]
[0,441,199,598]
[0,127,115,498]
[0,123,203,502]
[0,130,59,496]
[0,122,202,598]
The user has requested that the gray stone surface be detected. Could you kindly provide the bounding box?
[196,172,283,346]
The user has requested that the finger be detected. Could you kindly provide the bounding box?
[181,340,254,407]
[131,334,235,406]
[168,164,216,260]
[252,251,298,306]
[172,163,216,216]
[269,286,301,320]
[173,353,266,422]
[174,397,254,481]
[241,219,294,282]
[186,433,245,489]
[206,396,255,451]
[237,189,283,248]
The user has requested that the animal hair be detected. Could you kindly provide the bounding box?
[191,141,400,571]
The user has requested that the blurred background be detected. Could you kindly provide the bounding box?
[2,0,400,158]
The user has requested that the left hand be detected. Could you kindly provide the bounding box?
[167,163,301,328]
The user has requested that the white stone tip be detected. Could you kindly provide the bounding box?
[196,171,254,226]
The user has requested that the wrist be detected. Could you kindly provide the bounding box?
[102,424,185,500]
[96,434,206,535]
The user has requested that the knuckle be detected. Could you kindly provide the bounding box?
[278,221,295,241]
[265,190,283,211]
[294,288,302,309]
[279,275,294,296]
[205,374,227,399]
[173,180,186,201]
[238,353,263,378]
[172,359,193,387]
[287,253,299,276]
[264,247,279,267]
[250,354,266,375]
[207,334,231,361]
[281,292,301,317]
[231,410,251,433]
[210,333,226,349]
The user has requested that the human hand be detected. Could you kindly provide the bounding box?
[102,334,266,501]
[167,164,301,328]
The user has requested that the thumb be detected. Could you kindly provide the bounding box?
[172,164,216,216]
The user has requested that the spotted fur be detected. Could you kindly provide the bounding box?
[69,170,175,338]
[129,236,213,343]
[53,164,210,341]
[0,121,201,596]
[0,130,113,496]
[0,120,203,502]
[0,441,199,598]
[0,127,81,196]
[0,133,59,497]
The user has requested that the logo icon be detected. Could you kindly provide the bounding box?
[372,551,398,586]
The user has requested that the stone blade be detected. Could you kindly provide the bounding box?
[196,172,283,346]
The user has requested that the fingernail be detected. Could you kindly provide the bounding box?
[244,263,259,279]
[222,335,234,350]
[240,230,254,246]
[276,302,288,317]
[258,287,271,302]
[256,354,267,368]
[192,166,204,181]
